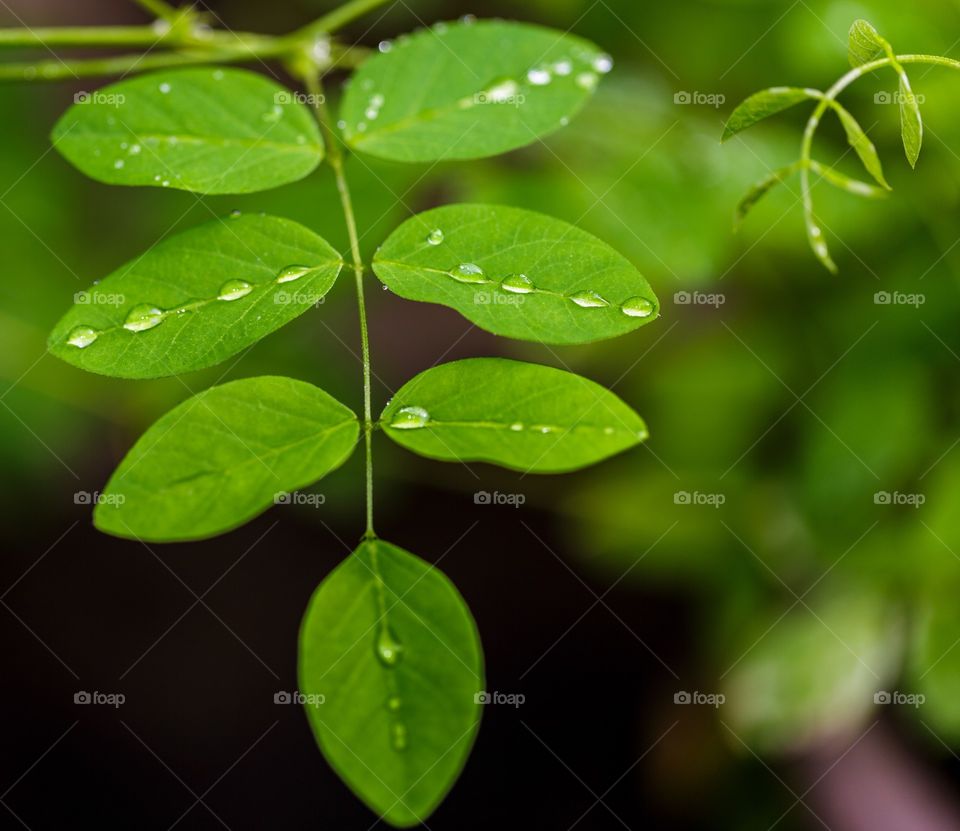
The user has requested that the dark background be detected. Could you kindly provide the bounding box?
[4,0,960,828]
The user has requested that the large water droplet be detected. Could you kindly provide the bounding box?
[621,296,656,318]
[451,263,486,284]
[123,304,164,332]
[500,273,535,294]
[66,326,99,348]
[390,406,430,430]
[391,723,408,751]
[217,279,253,301]
[276,265,311,284]
[569,290,609,308]
[376,625,404,667]
[426,228,444,246]
[527,67,552,86]
[378,39,393,53]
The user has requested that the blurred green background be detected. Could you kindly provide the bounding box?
[3,0,960,828]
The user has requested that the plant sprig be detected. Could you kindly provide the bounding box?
[723,19,960,273]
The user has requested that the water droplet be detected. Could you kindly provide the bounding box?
[276,265,311,284]
[387,696,402,712]
[113,159,125,169]
[426,228,444,246]
[509,422,524,431]
[576,72,598,90]
[129,144,141,155]
[569,290,609,308]
[161,180,171,188]
[66,326,99,348]
[375,624,404,667]
[603,427,615,435]
[229,209,242,218]
[620,296,656,318]
[337,119,347,130]
[391,723,408,751]
[378,39,393,53]
[500,273,535,294]
[158,82,171,94]
[553,59,573,76]
[217,279,253,301]
[365,107,379,120]
[560,116,570,127]
[390,406,430,430]
[212,69,224,81]
[451,263,486,284]
[593,54,614,74]
[433,21,448,34]
[527,67,552,86]
[487,79,519,102]
[460,13,477,25]
[123,304,164,332]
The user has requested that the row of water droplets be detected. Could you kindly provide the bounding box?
[65,263,313,349]
[421,227,656,319]
[387,403,624,437]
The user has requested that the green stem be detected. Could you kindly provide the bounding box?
[133,0,180,23]
[0,26,177,47]
[305,72,376,540]
[293,0,394,40]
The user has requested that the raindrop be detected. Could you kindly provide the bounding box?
[123,304,164,332]
[391,723,408,751]
[593,53,614,74]
[620,296,656,318]
[576,72,598,90]
[375,624,404,667]
[217,279,253,301]
[128,144,141,155]
[553,60,573,76]
[390,406,430,430]
[378,40,393,53]
[387,696,402,712]
[212,69,224,81]
[527,67,552,86]
[451,263,486,284]
[113,159,125,169]
[500,273,535,294]
[276,265,311,284]
[229,209,242,218]
[158,82,171,94]
[509,422,524,432]
[66,326,99,348]
[426,229,444,246]
[569,290,609,308]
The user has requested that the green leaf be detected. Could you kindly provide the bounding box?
[340,20,611,162]
[94,377,358,542]
[721,87,821,142]
[380,358,648,473]
[373,203,658,345]
[299,538,483,828]
[808,160,888,199]
[898,75,923,167]
[848,19,889,67]
[828,101,891,190]
[51,67,324,194]
[734,162,802,227]
[48,214,342,379]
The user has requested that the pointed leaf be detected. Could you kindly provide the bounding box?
[848,19,889,67]
[898,75,923,167]
[721,87,821,142]
[380,358,648,473]
[809,160,888,199]
[735,162,802,227]
[94,377,359,541]
[52,67,324,194]
[829,101,890,189]
[300,539,483,827]
[48,214,343,379]
[340,20,611,162]
[373,204,658,345]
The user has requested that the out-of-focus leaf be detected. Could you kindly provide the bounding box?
[735,162,801,227]
[809,160,888,199]
[721,87,820,142]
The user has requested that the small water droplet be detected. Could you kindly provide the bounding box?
[576,72,598,90]
[365,107,379,120]
[113,159,125,169]
[593,54,614,74]
[337,119,347,130]
[212,69,224,81]
[560,116,570,126]
[500,273,535,294]
[620,296,655,318]
[376,625,404,667]
[161,180,171,188]
[553,59,573,76]
[158,82,171,94]
[379,39,393,53]
[123,304,164,332]
[390,406,430,430]
[129,143,141,155]
[387,696,402,712]
[603,426,615,435]
[487,80,519,102]
[433,21,448,34]
[426,228,444,245]
[451,263,486,284]
[527,67,552,86]
[229,209,242,218]
[218,279,253,301]
[460,13,477,25]
[569,290,609,308]
[276,265,311,284]
[509,422,524,431]
[66,326,99,348]
[391,723,408,751]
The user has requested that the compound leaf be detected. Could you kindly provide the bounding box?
[380,357,648,473]
[52,67,323,194]
[48,214,342,379]
[721,87,821,142]
[373,203,658,345]
[94,377,359,541]
[340,20,611,162]
[300,538,483,828]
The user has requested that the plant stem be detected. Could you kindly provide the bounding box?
[294,0,394,39]
[305,72,376,540]
[132,0,180,23]
[0,27,176,47]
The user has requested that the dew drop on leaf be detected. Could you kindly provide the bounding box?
[553,60,573,76]
[66,325,99,348]
[620,296,656,318]
[390,406,430,430]
[593,54,614,74]
[527,67,552,86]
[500,273,535,294]
[576,72,598,90]
[375,624,404,667]
[426,228,444,245]
[276,265,311,284]
[451,263,486,284]
[391,723,408,751]
[123,304,164,332]
[509,422,524,431]
[217,279,253,301]
[158,82,171,94]
[378,40,392,53]
[569,290,609,308]
[387,696,402,711]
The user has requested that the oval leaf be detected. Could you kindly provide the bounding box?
[48,214,343,379]
[898,74,923,168]
[340,20,611,162]
[51,67,324,194]
[94,377,358,541]
[380,358,648,473]
[848,19,889,67]
[721,87,821,142]
[809,160,887,199]
[300,539,483,827]
[373,204,658,344]
[829,101,890,189]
